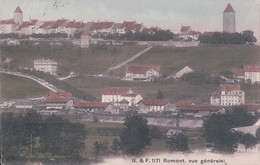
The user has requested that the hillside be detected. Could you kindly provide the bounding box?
[0,73,50,99]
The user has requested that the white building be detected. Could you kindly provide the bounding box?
[223,3,236,33]
[175,66,193,78]
[34,59,58,75]
[211,84,245,106]
[14,6,23,26]
[137,99,176,113]
[80,30,91,48]
[125,65,160,81]
[244,66,260,84]
[101,87,142,106]
[0,20,16,34]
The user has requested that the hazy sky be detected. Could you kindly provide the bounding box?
[0,0,259,35]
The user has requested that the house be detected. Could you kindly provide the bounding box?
[45,92,73,110]
[50,19,68,33]
[38,21,54,34]
[244,66,260,84]
[187,31,201,40]
[73,101,113,113]
[101,87,142,106]
[65,21,85,37]
[111,23,122,34]
[180,26,192,39]
[118,21,143,34]
[17,19,38,35]
[166,129,182,138]
[0,20,16,34]
[89,22,114,34]
[80,30,91,48]
[231,119,260,137]
[125,65,160,81]
[34,59,58,75]
[137,99,176,114]
[235,68,245,80]
[174,66,193,79]
[211,84,245,106]
[142,27,158,34]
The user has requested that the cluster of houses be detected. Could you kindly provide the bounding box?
[34,59,58,76]
[235,66,260,84]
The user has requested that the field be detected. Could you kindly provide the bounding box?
[66,77,260,103]
[0,73,50,99]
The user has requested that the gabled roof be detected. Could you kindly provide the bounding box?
[102,87,130,95]
[121,21,136,31]
[231,119,260,136]
[14,6,23,13]
[221,84,240,91]
[244,66,260,72]
[51,20,67,29]
[127,65,160,74]
[176,100,194,107]
[40,21,54,29]
[235,68,245,76]
[46,92,72,103]
[132,23,143,31]
[141,99,169,106]
[111,23,122,30]
[81,30,91,36]
[66,21,85,28]
[89,22,114,31]
[180,26,191,32]
[0,19,15,25]
[73,102,110,108]
[224,3,235,13]
[18,20,38,30]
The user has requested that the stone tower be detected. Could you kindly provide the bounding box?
[223,3,236,33]
[80,30,91,48]
[14,6,23,25]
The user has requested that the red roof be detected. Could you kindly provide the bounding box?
[142,27,158,33]
[235,68,245,76]
[121,21,136,31]
[203,32,213,36]
[51,20,67,29]
[245,66,260,72]
[0,19,15,25]
[127,65,160,74]
[238,104,260,111]
[180,26,191,33]
[66,21,85,28]
[18,20,38,30]
[188,31,201,35]
[179,105,222,111]
[221,84,240,91]
[81,30,90,36]
[141,99,168,106]
[212,92,220,98]
[224,3,235,13]
[132,23,143,31]
[89,22,114,31]
[40,21,54,29]
[14,6,23,13]
[73,102,110,108]
[102,87,130,95]
[176,100,194,107]
[121,93,137,97]
[46,92,72,103]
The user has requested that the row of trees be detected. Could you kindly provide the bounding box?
[203,107,260,153]
[181,72,226,84]
[199,31,257,44]
[2,110,87,161]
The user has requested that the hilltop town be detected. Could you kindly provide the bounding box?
[0,3,260,164]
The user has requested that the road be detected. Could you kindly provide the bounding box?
[0,70,58,92]
[107,46,153,72]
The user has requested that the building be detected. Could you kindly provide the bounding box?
[34,59,58,75]
[14,6,23,25]
[0,20,16,34]
[125,65,160,81]
[45,92,73,109]
[244,66,260,84]
[211,84,245,106]
[235,68,245,80]
[80,30,91,48]
[137,99,176,114]
[73,102,113,113]
[65,21,85,37]
[174,66,193,79]
[89,22,114,34]
[223,3,236,33]
[101,87,142,106]
[166,129,182,138]
[180,26,191,39]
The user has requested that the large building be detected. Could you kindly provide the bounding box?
[34,59,58,75]
[223,3,236,33]
[211,84,245,106]
[125,65,160,81]
[245,66,260,84]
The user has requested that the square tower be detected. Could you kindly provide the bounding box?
[223,3,236,33]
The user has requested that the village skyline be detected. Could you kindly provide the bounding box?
[0,0,259,35]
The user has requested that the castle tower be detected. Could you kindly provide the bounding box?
[80,30,91,48]
[14,6,23,25]
[223,3,236,33]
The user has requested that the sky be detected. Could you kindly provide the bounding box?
[0,0,259,35]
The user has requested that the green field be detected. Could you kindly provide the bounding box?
[66,77,259,103]
[0,73,50,99]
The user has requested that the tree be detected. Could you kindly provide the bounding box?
[240,133,258,150]
[93,116,99,123]
[110,138,121,156]
[256,127,260,142]
[92,140,109,157]
[203,107,257,153]
[120,115,151,155]
[166,133,189,152]
[156,89,164,100]
[149,126,163,139]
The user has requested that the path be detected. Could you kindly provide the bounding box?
[107,46,153,72]
[0,70,58,92]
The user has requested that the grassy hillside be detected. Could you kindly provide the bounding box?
[0,73,50,99]
[1,41,145,76]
